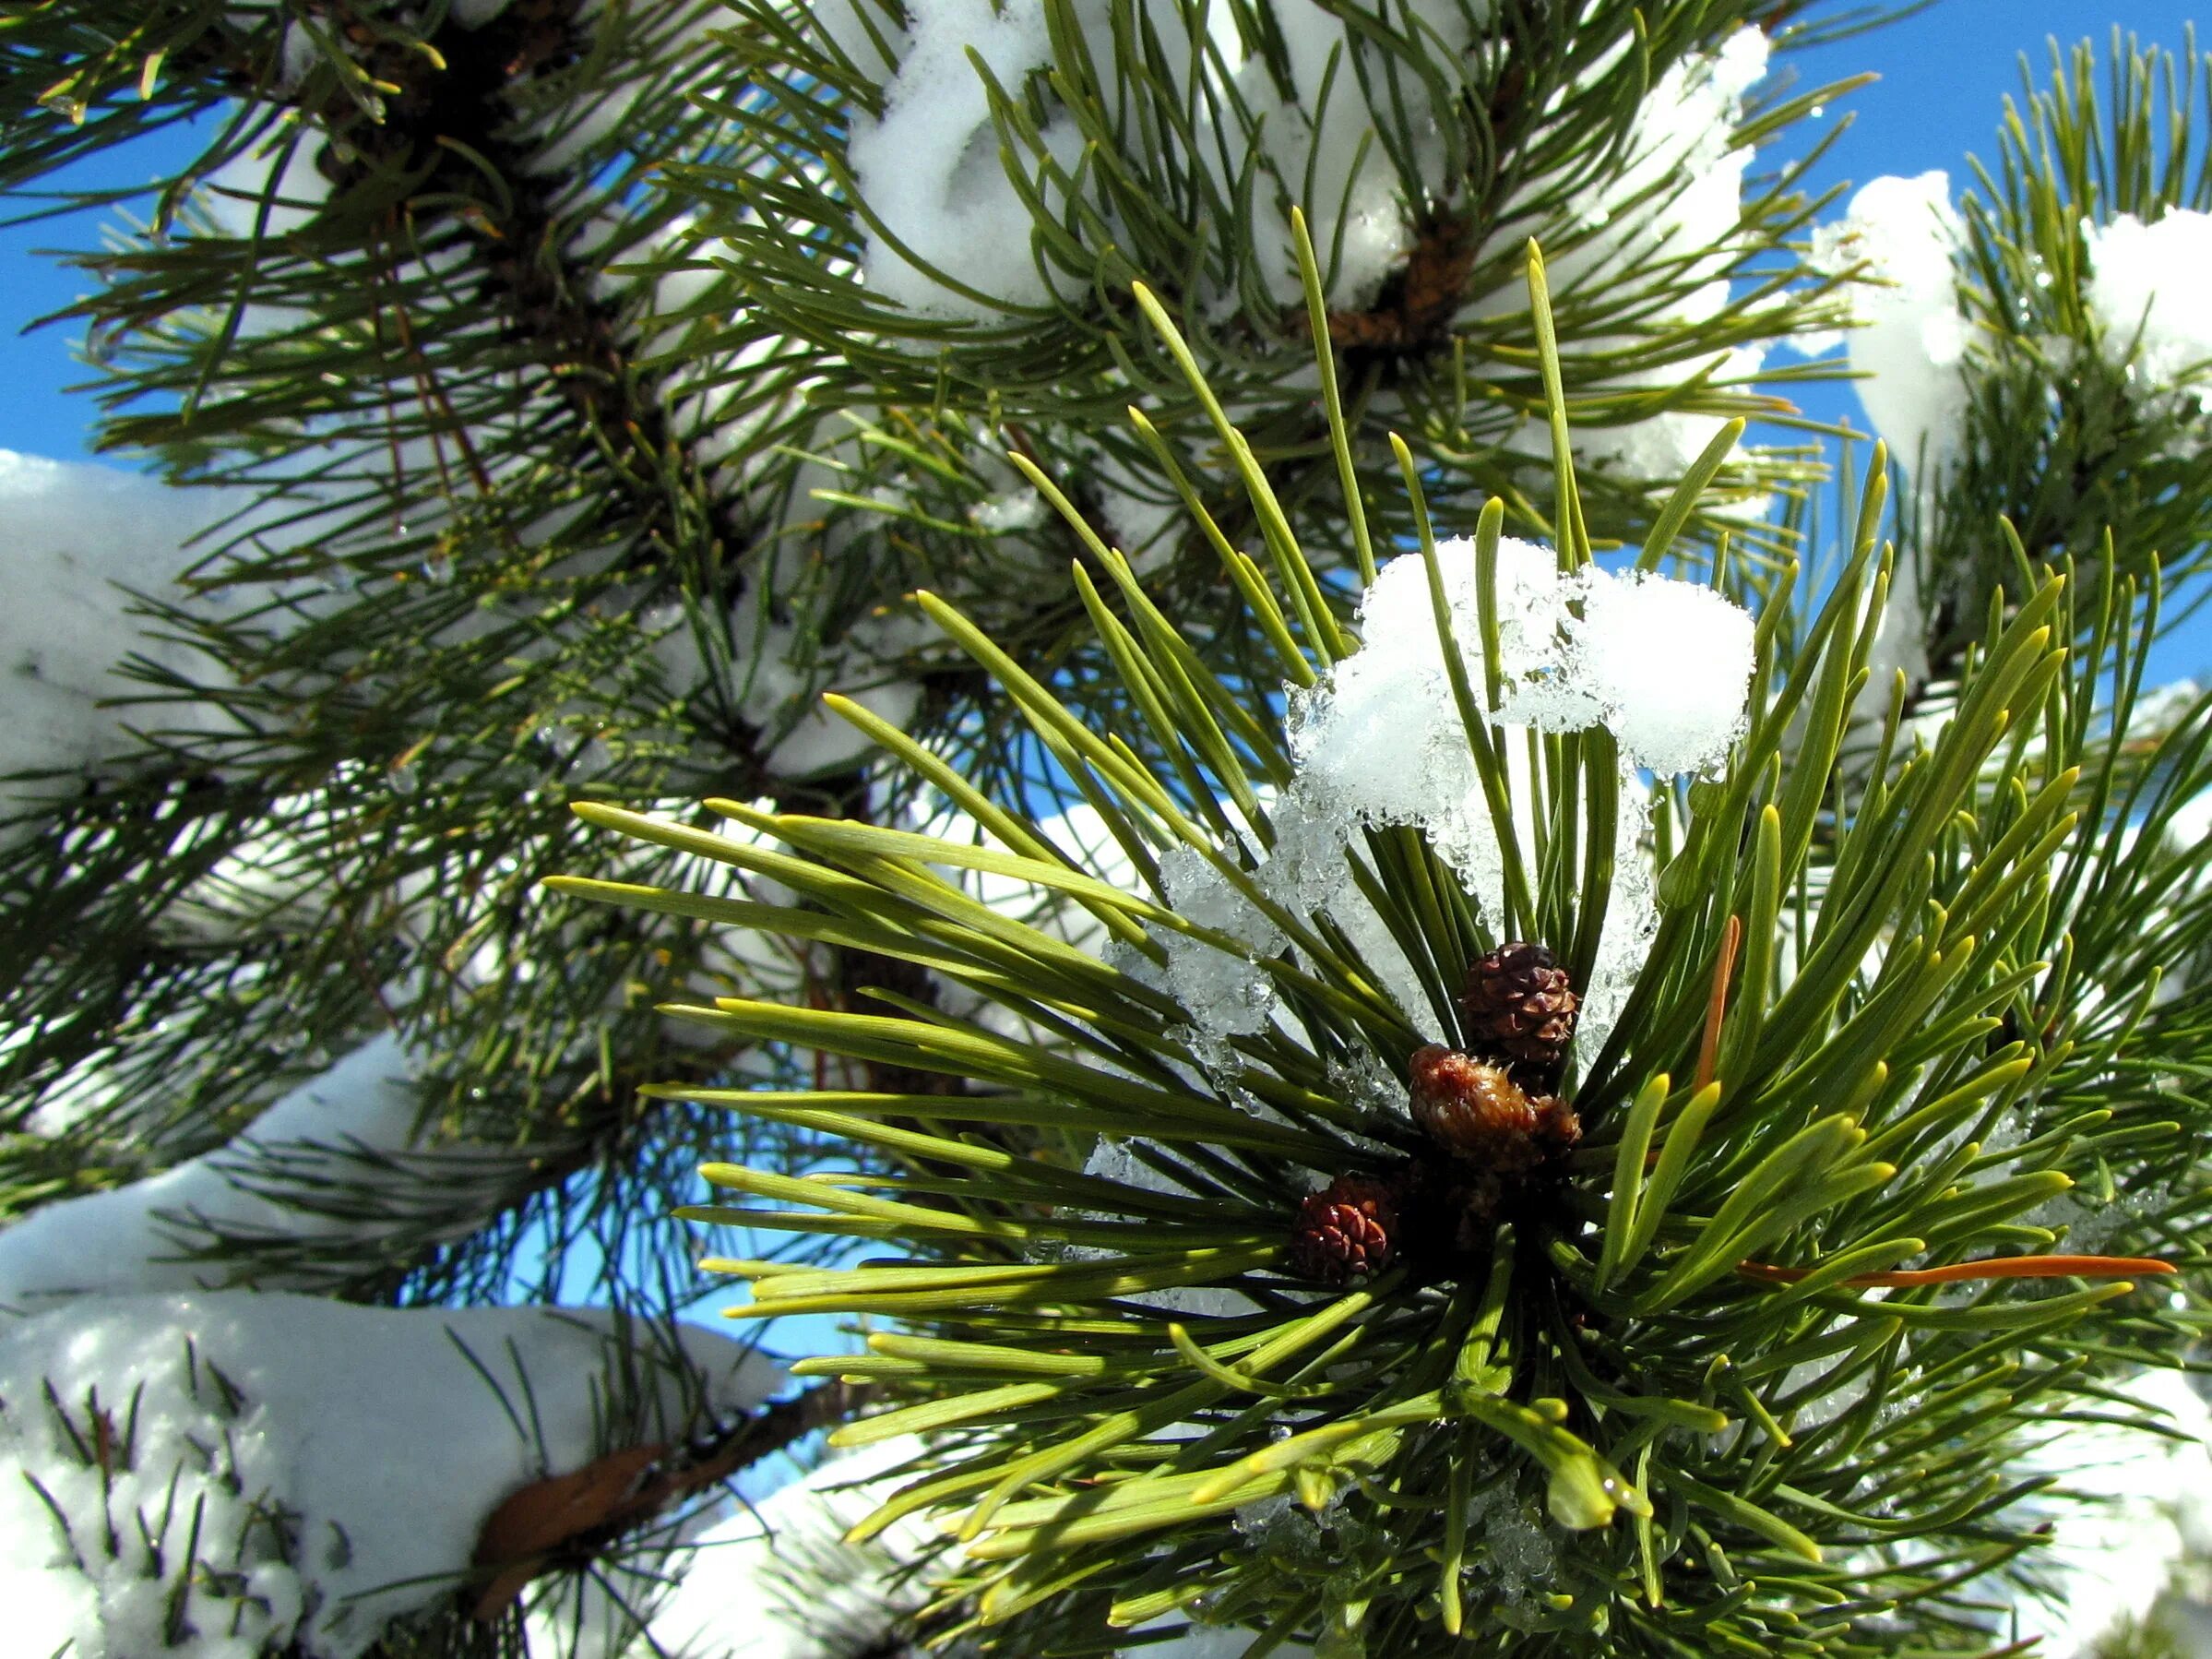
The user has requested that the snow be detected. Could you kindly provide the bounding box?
[1574,340,1767,485]
[1559,568,1757,775]
[1085,443,1184,576]
[2082,209,2212,424]
[914,796,1160,1059]
[634,1438,943,1659]
[1803,173,1971,723]
[843,0,1490,321]
[1145,542,1750,1062]
[1563,29,1769,288]
[1154,844,1286,1043]
[0,1292,778,1659]
[0,450,232,825]
[700,600,934,780]
[1576,29,1770,242]
[1806,172,1972,486]
[1217,0,1434,311]
[2166,783,2212,858]
[1307,540,1752,781]
[1124,1617,1316,1658]
[968,488,1049,532]
[1852,541,1931,739]
[811,0,909,76]
[0,1034,499,1310]
[1458,1481,1559,1608]
[1492,29,1774,488]
[2003,1367,2212,1657]
[202,133,335,240]
[847,0,1078,320]
[1083,1136,1204,1199]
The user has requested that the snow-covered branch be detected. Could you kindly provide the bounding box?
[0,1292,779,1659]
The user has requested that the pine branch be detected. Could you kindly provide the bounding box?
[562,234,2212,1654]
[682,0,1854,555]
[1927,33,2212,673]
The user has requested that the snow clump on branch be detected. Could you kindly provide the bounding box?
[0,450,234,828]
[845,0,1082,321]
[1804,172,1968,721]
[0,1034,551,1309]
[1805,171,1971,489]
[0,1293,777,1659]
[1149,540,1754,1066]
[1548,27,1777,483]
[2081,207,2212,430]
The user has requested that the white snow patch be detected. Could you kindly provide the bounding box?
[1504,29,1772,488]
[1125,1617,1317,1658]
[0,1034,504,1309]
[1807,171,1971,486]
[0,451,234,824]
[1564,568,1756,774]
[2004,1367,2212,1657]
[847,0,1077,320]
[0,1292,778,1659]
[1806,173,1970,722]
[2165,782,2212,858]
[678,600,934,781]
[1312,540,1751,782]
[2082,209,2212,428]
[968,488,1049,532]
[635,1438,944,1659]
[1153,844,1285,1044]
[1087,444,1184,576]
[1570,28,1770,257]
[202,133,335,239]
[1150,542,1749,1061]
[1216,0,1433,311]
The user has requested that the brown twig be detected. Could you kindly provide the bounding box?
[466,1378,880,1621]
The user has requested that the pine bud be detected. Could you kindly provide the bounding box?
[1533,1093,1582,1151]
[1461,941,1580,1068]
[1408,1044,1540,1166]
[1288,1175,1398,1285]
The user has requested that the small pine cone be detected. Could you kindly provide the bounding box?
[1461,942,1580,1068]
[1289,1175,1398,1284]
[1409,1044,1540,1168]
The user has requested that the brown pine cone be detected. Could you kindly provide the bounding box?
[1408,1044,1541,1169]
[1288,1175,1398,1284]
[1461,942,1580,1068]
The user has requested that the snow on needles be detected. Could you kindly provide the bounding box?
[1807,172,1971,488]
[2001,1367,2212,1657]
[1155,540,1754,1065]
[0,450,233,824]
[1554,29,1775,484]
[630,1438,946,1659]
[0,1034,451,1309]
[2082,208,2212,424]
[0,1293,779,1659]
[845,2,1770,353]
[846,0,1077,321]
[1805,173,1968,722]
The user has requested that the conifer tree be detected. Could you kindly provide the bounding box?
[4,4,2212,1657]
